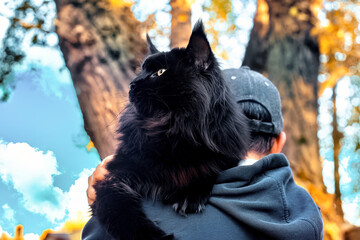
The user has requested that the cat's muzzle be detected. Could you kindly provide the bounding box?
[129,82,138,103]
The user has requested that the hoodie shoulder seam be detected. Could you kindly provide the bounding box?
[298,218,319,240]
[263,173,290,223]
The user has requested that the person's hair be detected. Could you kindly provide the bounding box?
[238,101,279,155]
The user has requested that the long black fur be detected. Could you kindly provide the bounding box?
[92,21,250,240]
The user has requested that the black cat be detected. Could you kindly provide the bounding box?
[92,21,250,240]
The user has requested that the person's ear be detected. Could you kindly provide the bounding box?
[270,131,286,154]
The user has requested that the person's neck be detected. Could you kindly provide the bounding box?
[244,151,266,161]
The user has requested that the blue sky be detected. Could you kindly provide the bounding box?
[0,0,359,238]
[0,44,100,236]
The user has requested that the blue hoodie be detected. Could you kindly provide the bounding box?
[82,153,324,240]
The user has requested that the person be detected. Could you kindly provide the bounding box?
[82,67,324,240]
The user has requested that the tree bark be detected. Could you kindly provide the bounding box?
[244,0,323,184]
[332,85,344,219]
[170,0,192,48]
[243,0,345,239]
[344,227,360,240]
[55,0,147,159]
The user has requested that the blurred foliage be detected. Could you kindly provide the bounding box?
[39,213,88,240]
[347,76,360,194]
[108,0,134,8]
[348,77,360,145]
[315,0,360,95]
[314,0,360,197]
[0,213,90,240]
[1,0,359,99]
[0,225,24,240]
[0,218,87,240]
[207,0,232,19]
[203,0,239,60]
[0,0,55,101]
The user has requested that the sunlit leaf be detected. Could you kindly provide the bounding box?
[40,229,54,240]
[319,66,349,95]
[86,140,95,152]
[108,0,134,8]
[316,2,360,96]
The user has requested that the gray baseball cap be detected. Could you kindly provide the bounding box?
[224,66,283,135]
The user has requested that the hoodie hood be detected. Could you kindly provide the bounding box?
[209,153,324,240]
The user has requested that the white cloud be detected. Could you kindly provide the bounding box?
[0,140,98,230]
[67,168,94,220]
[54,168,94,231]
[1,204,16,233]
[2,204,15,222]
[0,141,67,222]
[24,233,40,240]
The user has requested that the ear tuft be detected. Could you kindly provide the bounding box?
[146,34,160,54]
[186,20,213,70]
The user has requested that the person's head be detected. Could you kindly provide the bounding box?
[224,67,286,158]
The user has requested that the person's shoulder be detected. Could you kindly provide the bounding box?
[143,200,260,240]
[260,153,324,240]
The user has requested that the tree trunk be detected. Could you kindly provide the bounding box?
[243,0,323,184]
[243,0,344,239]
[170,0,192,48]
[332,85,344,219]
[55,0,147,159]
[344,227,360,240]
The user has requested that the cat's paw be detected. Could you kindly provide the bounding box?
[172,198,206,216]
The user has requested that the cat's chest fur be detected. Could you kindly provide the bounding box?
[109,108,228,194]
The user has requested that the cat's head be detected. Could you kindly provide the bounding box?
[125,21,250,159]
[129,21,223,118]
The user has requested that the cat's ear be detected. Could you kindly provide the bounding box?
[186,20,213,70]
[146,34,160,54]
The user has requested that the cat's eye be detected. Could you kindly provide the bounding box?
[157,68,166,76]
[151,68,166,78]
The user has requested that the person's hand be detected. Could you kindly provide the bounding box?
[87,155,114,205]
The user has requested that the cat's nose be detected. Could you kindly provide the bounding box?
[130,75,144,90]
[133,75,143,82]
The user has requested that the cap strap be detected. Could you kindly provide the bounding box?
[248,119,275,134]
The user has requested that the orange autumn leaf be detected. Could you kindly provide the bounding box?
[86,140,95,152]
[108,0,134,8]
